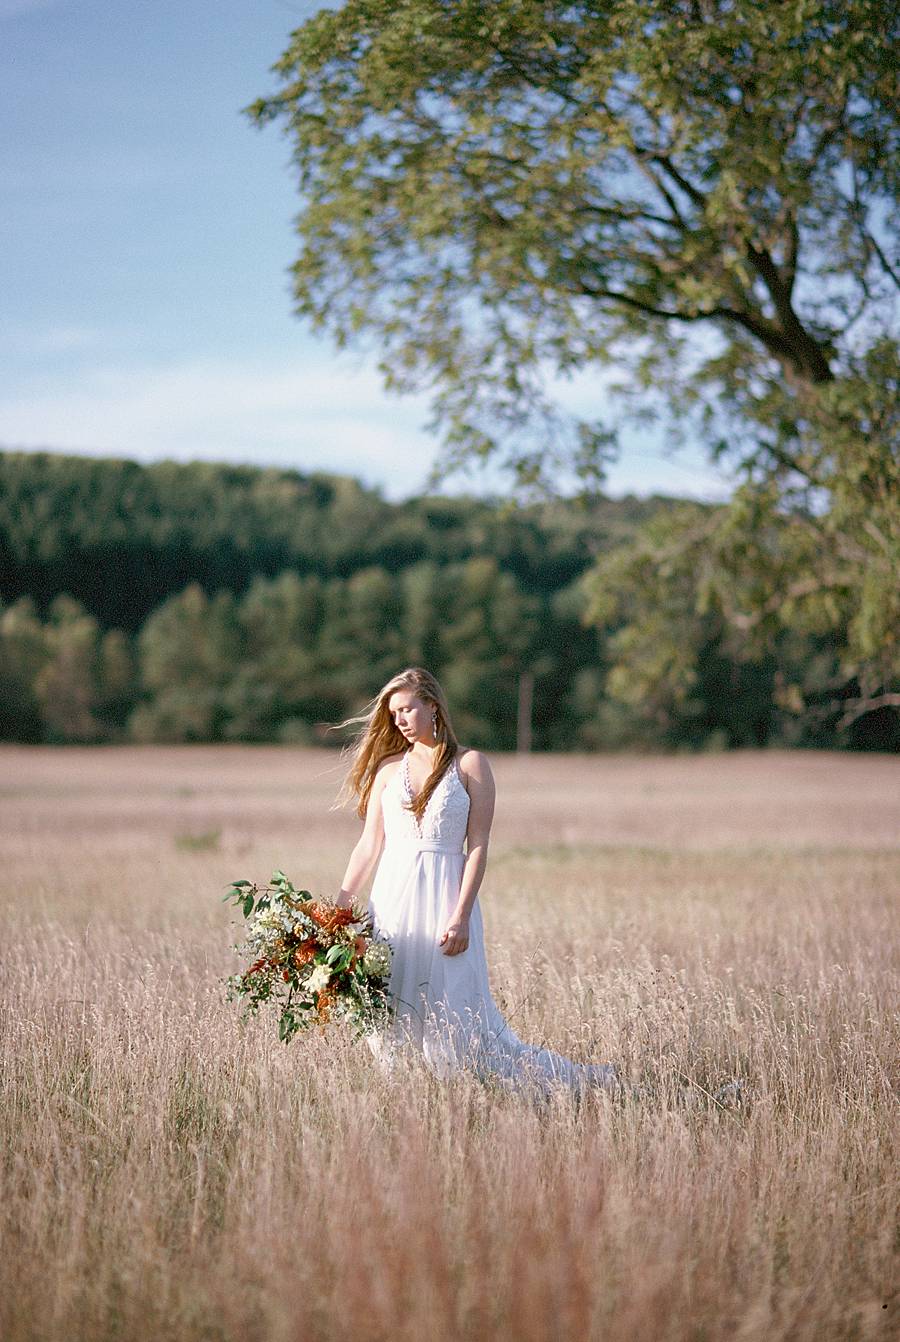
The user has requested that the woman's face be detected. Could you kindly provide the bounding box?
[387,690,434,744]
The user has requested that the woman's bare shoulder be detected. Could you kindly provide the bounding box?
[373,750,405,783]
[362,754,403,811]
[456,747,494,781]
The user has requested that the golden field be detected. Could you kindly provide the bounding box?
[0,745,897,1342]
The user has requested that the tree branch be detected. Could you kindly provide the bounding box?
[649,154,707,210]
[576,199,684,231]
[744,241,834,382]
[631,158,692,231]
[783,211,800,295]
[862,225,900,292]
[837,693,900,729]
[728,574,853,631]
[572,275,812,367]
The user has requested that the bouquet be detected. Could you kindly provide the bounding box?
[223,869,393,1042]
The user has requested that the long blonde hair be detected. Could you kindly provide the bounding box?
[333,667,460,820]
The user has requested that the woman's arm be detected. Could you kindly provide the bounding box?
[439,750,496,956]
[335,762,391,908]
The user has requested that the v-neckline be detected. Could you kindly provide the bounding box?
[401,751,457,807]
[402,750,426,806]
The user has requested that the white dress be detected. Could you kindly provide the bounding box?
[366,752,619,1098]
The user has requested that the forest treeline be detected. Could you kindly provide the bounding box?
[0,451,890,751]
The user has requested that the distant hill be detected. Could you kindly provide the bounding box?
[2,450,886,752]
[0,449,672,632]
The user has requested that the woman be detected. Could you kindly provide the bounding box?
[334,667,620,1099]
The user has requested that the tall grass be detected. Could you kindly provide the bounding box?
[0,747,896,1341]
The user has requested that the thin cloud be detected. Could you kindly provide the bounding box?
[14,325,107,354]
[0,350,732,503]
[0,0,61,18]
[0,351,439,496]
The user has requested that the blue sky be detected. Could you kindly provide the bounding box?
[0,0,733,502]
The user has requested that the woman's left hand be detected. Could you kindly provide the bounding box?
[439,916,470,956]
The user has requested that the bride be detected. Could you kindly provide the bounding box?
[334,666,621,1099]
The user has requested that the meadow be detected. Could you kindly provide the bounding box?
[0,745,896,1342]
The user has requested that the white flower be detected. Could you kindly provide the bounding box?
[306,963,332,993]
[363,941,392,977]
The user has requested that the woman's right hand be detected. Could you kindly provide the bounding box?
[439,916,470,956]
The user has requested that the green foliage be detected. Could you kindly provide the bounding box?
[242,0,899,744]
[246,0,897,482]
[0,594,137,742]
[0,451,390,630]
[125,557,557,748]
[131,586,243,742]
[0,447,894,750]
[0,597,47,741]
[582,458,900,748]
[0,450,658,628]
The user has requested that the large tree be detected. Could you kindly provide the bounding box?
[247,0,899,730]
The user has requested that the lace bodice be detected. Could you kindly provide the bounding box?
[381,753,470,852]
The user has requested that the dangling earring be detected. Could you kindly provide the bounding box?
[431,707,438,738]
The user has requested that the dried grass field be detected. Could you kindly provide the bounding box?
[1,745,897,1342]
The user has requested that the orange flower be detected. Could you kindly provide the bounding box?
[307,902,355,934]
[244,957,269,979]
[293,939,317,968]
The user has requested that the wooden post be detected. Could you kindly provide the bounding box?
[517,670,534,754]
